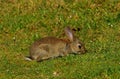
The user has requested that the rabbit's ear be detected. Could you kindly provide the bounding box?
[64,27,74,42]
[72,27,81,32]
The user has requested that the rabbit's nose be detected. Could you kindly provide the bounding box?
[81,49,87,54]
[84,49,87,53]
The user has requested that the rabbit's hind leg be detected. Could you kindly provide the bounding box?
[36,50,50,62]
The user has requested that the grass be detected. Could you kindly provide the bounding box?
[0,0,120,79]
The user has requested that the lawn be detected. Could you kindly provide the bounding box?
[0,0,120,79]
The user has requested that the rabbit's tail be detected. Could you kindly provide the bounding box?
[25,56,32,61]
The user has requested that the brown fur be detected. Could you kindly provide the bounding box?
[26,27,86,62]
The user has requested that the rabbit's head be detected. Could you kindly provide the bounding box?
[65,27,86,54]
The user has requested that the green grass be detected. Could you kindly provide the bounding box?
[0,0,120,79]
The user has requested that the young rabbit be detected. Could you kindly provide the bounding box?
[26,27,86,62]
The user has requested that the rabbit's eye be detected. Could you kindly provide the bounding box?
[78,44,82,49]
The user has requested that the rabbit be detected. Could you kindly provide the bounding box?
[26,27,86,62]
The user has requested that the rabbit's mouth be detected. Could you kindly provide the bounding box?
[72,51,83,55]
[76,49,87,54]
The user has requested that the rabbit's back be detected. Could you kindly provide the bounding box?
[30,37,67,48]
